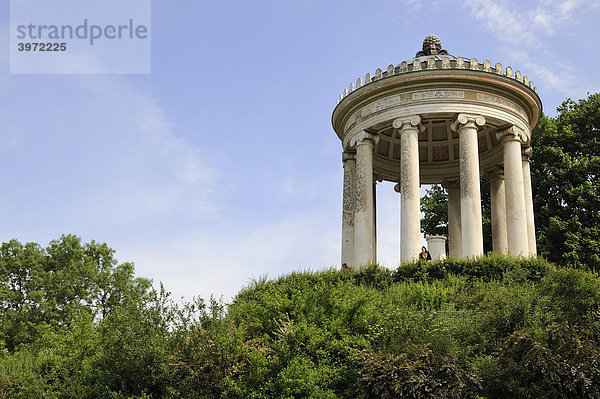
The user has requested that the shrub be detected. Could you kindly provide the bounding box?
[356,346,481,398]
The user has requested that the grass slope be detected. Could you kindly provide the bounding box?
[185,255,600,398]
[3,254,600,398]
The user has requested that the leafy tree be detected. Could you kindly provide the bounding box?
[0,236,178,398]
[481,326,600,398]
[0,240,45,351]
[0,235,156,351]
[420,184,447,237]
[421,180,492,253]
[357,347,481,398]
[531,93,600,270]
[3,235,600,397]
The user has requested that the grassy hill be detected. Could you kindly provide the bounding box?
[174,255,600,398]
[2,248,600,398]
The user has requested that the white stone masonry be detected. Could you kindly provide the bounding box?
[393,115,422,262]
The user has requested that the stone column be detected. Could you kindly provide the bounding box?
[522,147,537,256]
[451,114,485,258]
[442,180,462,258]
[351,131,378,266]
[373,179,378,261]
[341,151,356,266]
[394,182,402,260]
[426,235,447,260]
[393,115,422,262]
[497,127,529,256]
[488,167,508,254]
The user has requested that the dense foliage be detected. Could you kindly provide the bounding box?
[419,184,447,238]
[420,182,492,253]
[2,237,600,398]
[531,94,600,270]
[421,93,600,269]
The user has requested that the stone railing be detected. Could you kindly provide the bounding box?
[337,56,537,104]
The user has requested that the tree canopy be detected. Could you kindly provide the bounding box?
[531,94,600,270]
[0,235,152,352]
[2,236,600,397]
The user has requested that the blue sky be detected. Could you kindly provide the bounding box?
[1,0,599,302]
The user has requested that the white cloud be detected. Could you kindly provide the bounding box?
[530,0,581,34]
[460,0,593,97]
[463,0,536,45]
[43,76,220,227]
[461,0,586,44]
[499,47,578,95]
[0,22,218,238]
[405,0,423,10]
[117,212,341,303]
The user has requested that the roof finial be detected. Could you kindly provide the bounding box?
[416,34,448,57]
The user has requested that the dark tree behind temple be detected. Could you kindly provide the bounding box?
[421,180,492,254]
[531,94,600,270]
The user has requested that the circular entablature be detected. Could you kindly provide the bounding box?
[332,62,541,185]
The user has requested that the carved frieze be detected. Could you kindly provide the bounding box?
[342,89,527,134]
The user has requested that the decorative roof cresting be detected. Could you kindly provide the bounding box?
[416,34,448,57]
[336,34,539,104]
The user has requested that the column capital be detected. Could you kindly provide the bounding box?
[350,131,379,147]
[342,151,356,163]
[450,114,485,131]
[496,125,526,144]
[522,146,532,162]
[485,166,505,181]
[441,179,460,191]
[392,114,423,132]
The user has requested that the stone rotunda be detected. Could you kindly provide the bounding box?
[332,35,542,267]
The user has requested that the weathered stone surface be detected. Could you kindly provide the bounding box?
[489,168,508,254]
[416,34,448,56]
[498,127,528,256]
[413,59,422,71]
[470,58,479,70]
[443,180,462,258]
[483,60,491,72]
[515,70,522,81]
[394,115,422,262]
[522,148,536,256]
[332,36,542,265]
[453,114,485,258]
[353,132,378,266]
[426,236,447,260]
[506,66,513,78]
[441,57,450,69]
[342,152,356,266]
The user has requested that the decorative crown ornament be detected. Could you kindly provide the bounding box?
[416,34,448,57]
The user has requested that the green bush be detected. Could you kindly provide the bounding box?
[2,237,600,398]
[356,346,481,398]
